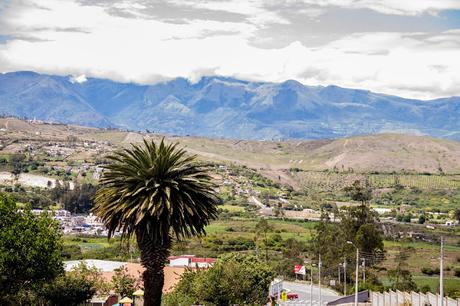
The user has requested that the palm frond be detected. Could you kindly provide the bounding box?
[93,138,219,245]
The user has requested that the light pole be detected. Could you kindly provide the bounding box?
[310,262,316,306]
[347,241,359,306]
[344,259,347,295]
[440,237,444,306]
[361,258,366,288]
[319,255,322,306]
[338,264,341,284]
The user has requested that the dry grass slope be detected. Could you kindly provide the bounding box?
[2,117,460,176]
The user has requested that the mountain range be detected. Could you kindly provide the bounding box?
[1,71,460,140]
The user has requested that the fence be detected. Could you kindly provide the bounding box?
[370,291,460,306]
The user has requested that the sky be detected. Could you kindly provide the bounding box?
[1,0,460,99]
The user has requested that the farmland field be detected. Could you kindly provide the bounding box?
[294,171,460,191]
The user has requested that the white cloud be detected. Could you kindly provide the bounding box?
[0,0,459,99]
[297,0,460,16]
[167,0,291,25]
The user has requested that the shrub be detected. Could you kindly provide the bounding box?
[163,253,275,305]
[454,268,460,278]
[421,267,440,275]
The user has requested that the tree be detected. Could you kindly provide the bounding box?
[311,211,345,268]
[93,139,219,305]
[10,153,26,175]
[54,183,97,214]
[344,180,372,204]
[163,253,275,305]
[42,262,106,306]
[418,214,426,224]
[112,266,137,298]
[454,209,460,223]
[341,204,384,266]
[0,195,63,304]
[311,202,384,286]
[388,246,417,291]
[255,218,273,261]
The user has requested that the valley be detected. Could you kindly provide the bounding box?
[1,117,460,299]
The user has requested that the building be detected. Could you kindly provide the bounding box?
[168,255,216,268]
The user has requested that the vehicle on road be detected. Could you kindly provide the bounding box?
[283,289,299,300]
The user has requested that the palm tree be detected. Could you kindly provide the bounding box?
[93,139,218,305]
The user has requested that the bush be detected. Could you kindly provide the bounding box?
[62,245,83,259]
[421,267,440,275]
[163,253,275,305]
[454,268,460,278]
[419,285,431,293]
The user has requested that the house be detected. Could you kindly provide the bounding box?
[168,255,216,268]
[88,294,118,306]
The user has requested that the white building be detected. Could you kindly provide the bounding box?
[168,255,216,268]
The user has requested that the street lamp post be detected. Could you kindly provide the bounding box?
[310,262,316,306]
[344,259,347,295]
[338,264,341,284]
[362,258,366,288]
[347,241,359,306]
[319,255,322,306]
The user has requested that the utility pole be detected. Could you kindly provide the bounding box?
[347,241,359,306]
[310,262,314,306]
[354,247,359,306]
[344,259,347,295]
[440,237,444,306]
[362,258,366,288]
[338,264,341,284]
[319,255,322,306]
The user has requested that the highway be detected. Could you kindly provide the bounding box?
[278,281,340,306]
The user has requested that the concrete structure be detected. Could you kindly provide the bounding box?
[370,291,460,306]
[327,291,369,306]
[168,255,216,268]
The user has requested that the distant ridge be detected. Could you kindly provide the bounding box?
[1,71,459,140]
[1,117,460,174]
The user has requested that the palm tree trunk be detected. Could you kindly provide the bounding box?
[137,233,171,306]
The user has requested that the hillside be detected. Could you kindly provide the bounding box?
[1,72,460,140]
[1,118,460,175]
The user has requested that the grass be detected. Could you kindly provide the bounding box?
[295,171,460,191]
[218,204,246,213]
[413,276,460,293]
[381,240,460,279]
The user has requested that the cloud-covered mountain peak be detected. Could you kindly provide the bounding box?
[1,71,460,141]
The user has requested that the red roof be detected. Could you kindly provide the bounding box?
[168,255,216,264]
[191,258,216,263]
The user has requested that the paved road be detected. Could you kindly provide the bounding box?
[278,281,340,306]
[249,196,266,208]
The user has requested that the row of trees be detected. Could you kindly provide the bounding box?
[51,181,97,213]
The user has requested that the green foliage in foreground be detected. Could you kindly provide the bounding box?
[0,195,102,305]
[163,253,275,305]
[0,195,63,305]
[42,263,105,306]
